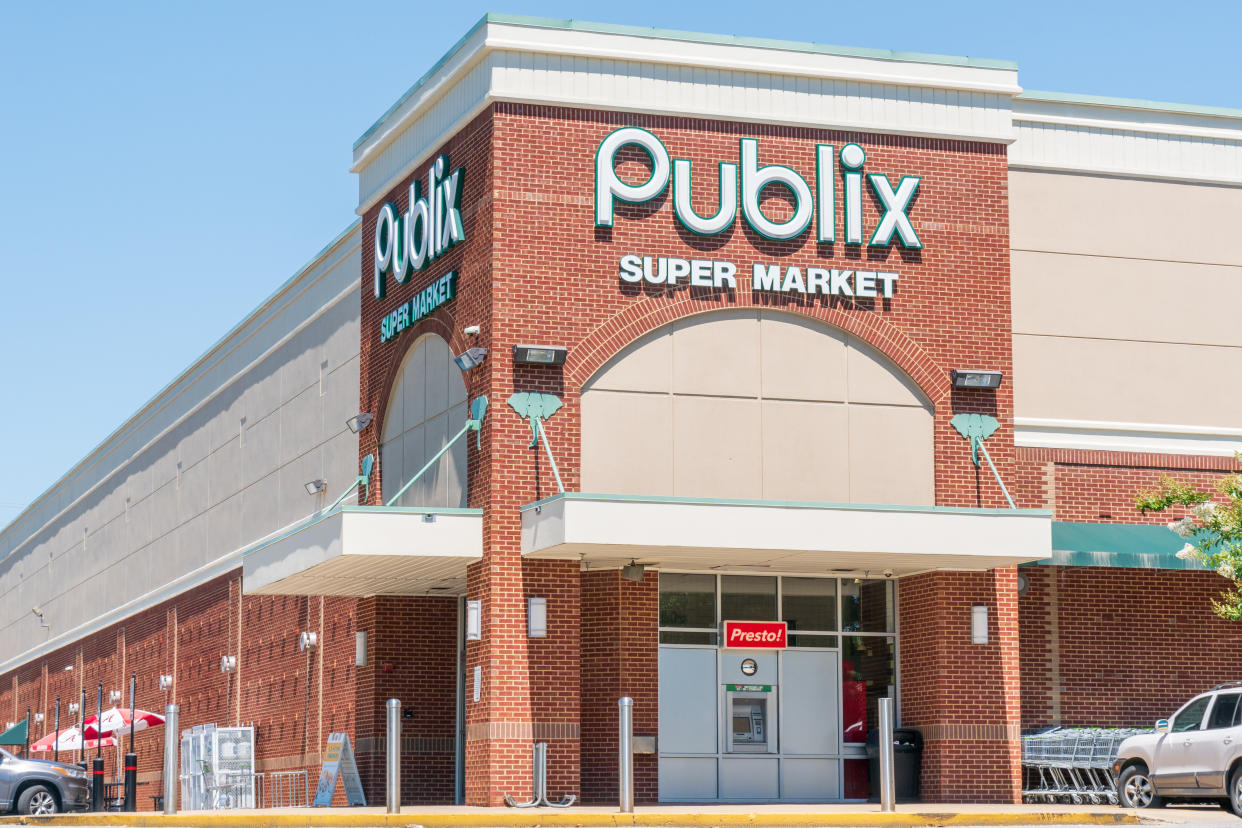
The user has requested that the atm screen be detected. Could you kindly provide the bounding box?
[731,699,766,744]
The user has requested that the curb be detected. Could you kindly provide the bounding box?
[0,812,1142,827]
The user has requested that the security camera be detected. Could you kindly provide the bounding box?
[464,324,481,337]
[883,569,894,579]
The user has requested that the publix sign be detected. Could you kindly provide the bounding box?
[596,127,920,299]
[373,154,465,344]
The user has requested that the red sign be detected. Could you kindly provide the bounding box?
[723,620,787,649]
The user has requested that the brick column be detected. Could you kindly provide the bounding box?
[898,567,1022,803]
[579,569,658,804]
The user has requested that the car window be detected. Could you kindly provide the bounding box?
[1209,693,1242,729]
[1173,695,1212,732]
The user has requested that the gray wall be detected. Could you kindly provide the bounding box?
[0,223,363,669]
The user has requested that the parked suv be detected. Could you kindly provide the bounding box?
[1115,683,1242,814]
[0,747,91,815]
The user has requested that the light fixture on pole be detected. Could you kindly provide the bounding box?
[345,412,375,433]
[512,344,567,366]
[950,369,1003,389]
[454,347,488,371]
[304,479,327,496]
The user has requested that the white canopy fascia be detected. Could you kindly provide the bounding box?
[521,493,1051,574]
[243,505,482,596]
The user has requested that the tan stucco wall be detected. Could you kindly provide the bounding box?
[1011,170,1242,426]
[581,310,933,505]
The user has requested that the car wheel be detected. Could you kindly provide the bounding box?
[16,784,58,816]
[1227,765,1242,816]
[1118,764,1164,809]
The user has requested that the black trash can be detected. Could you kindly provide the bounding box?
[866,727,923,802]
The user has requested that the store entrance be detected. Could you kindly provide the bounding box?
[658,646,842,801]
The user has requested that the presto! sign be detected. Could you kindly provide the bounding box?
[723,620,788,649]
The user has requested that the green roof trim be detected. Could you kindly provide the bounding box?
[354,12,1016,150]
[522,491,1049,517]
[1018,90,1242,122]
[1035,521,1206,570]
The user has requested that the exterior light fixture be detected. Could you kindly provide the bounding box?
[220,655,237,674]
[298,631,318,651]
[466,600,481,641]
[63,664,73,671]
[67,703,79,716]
[304,479,327,495]
[345,412,375,433]
[621,560,645,583]
[108,690,122,705]
[971,605,989,644]
[951,369,1003,389]
[33,712,44,724]
[512,344,567,366]
[355,631,368,667]
[158,675,173,691]
[527,597,548,638]
[454,347,488,371]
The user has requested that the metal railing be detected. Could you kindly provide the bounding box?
[255,770,310,808]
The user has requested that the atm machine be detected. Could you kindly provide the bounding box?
[726,685,775,753]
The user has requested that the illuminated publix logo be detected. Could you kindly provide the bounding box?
[373,154,465,300]
[594,127,922,248]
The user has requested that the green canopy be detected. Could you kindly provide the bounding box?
[1033,521,1206,570]
[0,718,28,746]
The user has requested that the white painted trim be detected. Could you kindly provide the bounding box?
[0,239,361,566]
[1009,160,1242,188]
[1015,417,1242,456]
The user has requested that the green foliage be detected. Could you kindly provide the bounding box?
[1135,456,1242,621]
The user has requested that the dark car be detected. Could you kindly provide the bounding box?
[0,747,91,815]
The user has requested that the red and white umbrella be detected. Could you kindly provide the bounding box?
[82,707,165,738]
[29,727,116,753]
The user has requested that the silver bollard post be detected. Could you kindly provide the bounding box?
[878,697,896,812]
[618,697,634,813]
[163,704,179,815]
[386,699,401,814]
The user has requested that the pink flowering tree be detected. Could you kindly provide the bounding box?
[1137,460,1242,620]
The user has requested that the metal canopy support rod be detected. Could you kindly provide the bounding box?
[385,397,488,507]
[535,419,565,494]
[326,454,375,513]
[977,441,1016,509]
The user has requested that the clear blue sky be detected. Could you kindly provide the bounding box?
[1,1,1239,522]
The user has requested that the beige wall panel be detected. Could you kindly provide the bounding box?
[1010,169,1242,266]
[759,312,848,402]
[673,311,761,398]
[580,391,674,495]
[588,329,673,394]
[847,405,934,506]
[760,400,850,502]
[1014,334,1242,426]
[1012,250,1242,347]
[672,395,763,498]
[847,342,927,406]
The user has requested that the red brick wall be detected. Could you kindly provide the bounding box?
[579,569,658,805]
[1019,565,1242,730]
[898,568,1022,803]
[0,574,365,810]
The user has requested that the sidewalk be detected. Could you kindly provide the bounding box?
[0,801,1192,827]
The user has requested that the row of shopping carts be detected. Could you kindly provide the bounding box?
[1021,727,1151,804]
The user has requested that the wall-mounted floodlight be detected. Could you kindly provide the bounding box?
[220,655,237,674]
[158,675,173,691]
[951,369,1003,389]
[304,479,327,495]
[108,690,122,704]
[33,712,44,724]
[621,560,646,583]
[298,631,318,651]
[455,347,488,371]
[67,702,80,716]
[513,344,567,366]
[345,412,375,433]
[527,597,547,638]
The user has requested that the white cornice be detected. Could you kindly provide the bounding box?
[1015,417,1242,457]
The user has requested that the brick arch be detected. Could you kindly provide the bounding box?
[366,317,458,504]
[567,296,948,407]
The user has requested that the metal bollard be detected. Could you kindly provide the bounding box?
[618,697,633,813]
[163,704,179,815]
[386,699,401,814]
[878,697,896,812]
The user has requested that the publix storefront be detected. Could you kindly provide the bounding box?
[5,13,1242,810]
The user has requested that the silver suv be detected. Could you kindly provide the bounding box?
[1115,683,1242,814]
[0,747,91,815]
